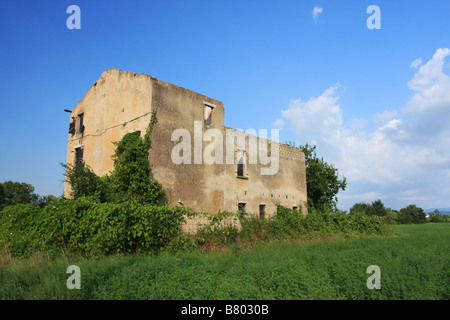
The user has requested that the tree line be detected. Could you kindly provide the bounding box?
[349,199,448,224]
[0,181,57,211]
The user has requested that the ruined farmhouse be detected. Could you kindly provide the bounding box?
[64,69,307,231]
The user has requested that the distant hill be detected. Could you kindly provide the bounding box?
[424,208,450,215]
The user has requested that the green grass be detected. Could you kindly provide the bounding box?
[1,223,448,300]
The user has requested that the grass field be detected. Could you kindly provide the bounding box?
[0,223,448,300]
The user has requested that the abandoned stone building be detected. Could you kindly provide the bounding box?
[65,69,307,232]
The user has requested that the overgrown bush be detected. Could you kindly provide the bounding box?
[235,205,388,246]
[0,204,42,256]
[195,211,240,246]
[0,197,194,256]
[63,111,166,206]
[62,164,108,201]
[428,210,449,223]
[108,130,166,205]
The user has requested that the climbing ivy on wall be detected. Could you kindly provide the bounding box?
[64,111,166,205]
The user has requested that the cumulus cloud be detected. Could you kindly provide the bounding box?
[281,84,342,146]
[312,6,323,24]
[272,118,284,130]
[278,48,450,210]
[410,57,422,69]
[407,48,450,92]
[373,110,398,126]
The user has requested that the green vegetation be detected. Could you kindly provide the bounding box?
[1,118,448,300]
[290,143,347,212]
[350,200,436,225]
[1,224,448,299]
[0,112,188,257]
[0,115,388,258]
[0,201,386,257]
[0,181,56,210]
[0,198,193,257]
[428,209,449,223]
[62,111,165,205]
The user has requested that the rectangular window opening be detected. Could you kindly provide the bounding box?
[77,113,85,134]
[236,149,247,178]
[204,105,214,126]
[75,146,84,166]
[237,163,244,177]
[259,204,266,219]
[238,202,246,214]
[69,116,75,135]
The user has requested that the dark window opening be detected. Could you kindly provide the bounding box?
[293,205,299,211]
[75,147,84,166]
[69,117,75,135]
[259,204,266,219]
[236,150,246,178]
[77,113,84,134]
[237,163,244,177]
[238,202,246,214]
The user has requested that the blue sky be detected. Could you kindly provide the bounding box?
[1,0,449,211]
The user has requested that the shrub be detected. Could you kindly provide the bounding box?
[63,111,166,206]
[428,210,449,223]
[62,164,108,201]
[398,204,427,224]
[349,199,387,217]
[0,197,194,257]
[239,214,270,243]
[249,205,388,243]
[108,130,166,205]
[0,204,42,256]
[268,205,305,239]
[195,211,240,245]
[384,209,400,224]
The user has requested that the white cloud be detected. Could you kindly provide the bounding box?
[406,48,450,112]
[312,6,323,24]
[278,48,450,210]
[410,57,422,69]
[373,110,398,126]
[272,118,284,130]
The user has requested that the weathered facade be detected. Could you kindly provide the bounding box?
[65,69,307,232]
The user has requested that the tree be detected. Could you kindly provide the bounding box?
[62,163,107,201]
[298,143,347,211]
[0,181,39,210]
[349,200,387,216]
[36,194,58,208]
[428,209,448,223]
[398,204,426,224]
[349,202,370,215]
[0,181,58,211]
[367,199,387,216]
[0,183,5,210]
[385,208,399,224]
